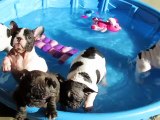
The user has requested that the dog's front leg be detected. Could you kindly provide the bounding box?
[46,96,57,120]
[13,90,27,120]
[16,105,27,120]
[84,92,97,112]
[2,56,11,72]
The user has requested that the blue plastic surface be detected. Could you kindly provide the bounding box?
[0,0,160,120]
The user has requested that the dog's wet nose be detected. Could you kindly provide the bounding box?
[17,37,22,42]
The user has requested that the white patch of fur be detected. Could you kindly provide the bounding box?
[12,28,27,48]
[0,24,12,52]
[21,47,48,72]
[84,92,97,108]
[136,41,160,73]
[67,50,106,92]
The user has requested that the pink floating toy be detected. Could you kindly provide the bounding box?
[35,34,78,64]
[91,17,121,32]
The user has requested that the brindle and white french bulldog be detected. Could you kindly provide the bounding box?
[12,69,63,120]
[60,47,107,111]
[2,21,48,72]
[135,40,160,83]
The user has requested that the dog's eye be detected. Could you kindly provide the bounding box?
[28,36,32,39]
[68,94,74,100]
[30,95,34,99]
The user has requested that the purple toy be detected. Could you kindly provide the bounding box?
[35,34,78,64]
[58,48,78,64]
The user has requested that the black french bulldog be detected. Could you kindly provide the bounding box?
[12,69,63,120]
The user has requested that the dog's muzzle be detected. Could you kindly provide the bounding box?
[26,94,49,107]
[67,101,82,109]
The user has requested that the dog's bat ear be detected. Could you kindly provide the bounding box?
[10,21,18,35]
[7,28,11,38]
[33,26,44,40]
[45,77,57,88]
[12,69,29,82]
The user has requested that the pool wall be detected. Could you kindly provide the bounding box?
[0,0,159,40]
[0,0,97,23]
[0,0,160,120]
[113,0,160,42]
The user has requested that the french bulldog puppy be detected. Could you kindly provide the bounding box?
[60,47,107,111]
[135,40,160,82]
[12,69,63,120]
[0,23,12,52]
[2,21,48,72]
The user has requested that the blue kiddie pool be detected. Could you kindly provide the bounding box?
[0,0,160,120]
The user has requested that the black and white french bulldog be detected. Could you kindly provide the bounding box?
[2,21,48,72]
[0,23,12,52]
[135,40,160,82]
[12,69,63,120]
[60,47,107,111]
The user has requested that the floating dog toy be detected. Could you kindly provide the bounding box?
[91,17,121,32]
[35,34,78,64]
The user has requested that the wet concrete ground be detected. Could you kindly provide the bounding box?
[142,0,160,10]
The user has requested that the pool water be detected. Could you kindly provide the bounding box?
[0,7,160,113]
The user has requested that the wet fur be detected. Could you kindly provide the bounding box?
[60,80,93,110]
[60,47,106,111]
[136,41,160,82]
[12,70,63,120]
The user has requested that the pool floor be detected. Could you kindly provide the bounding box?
[0,7,160,113]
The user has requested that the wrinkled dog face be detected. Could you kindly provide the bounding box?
[13,70,61,119]
[14,70,59,107]
[28,72,58,107]
[10,21,44,53]
[66,91,85,109]
[0,23,11,51]
[26,77,52,107]
[12,28,35,53]
[63,81,86,109]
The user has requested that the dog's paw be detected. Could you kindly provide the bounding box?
[2,57,11,72]
[46,110,57,120]
[2,63,11,72]
[15,112,27,120]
